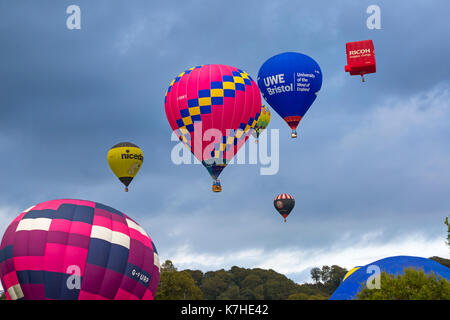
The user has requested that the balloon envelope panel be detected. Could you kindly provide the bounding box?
[330,256,450,300]
[0,199,160,300]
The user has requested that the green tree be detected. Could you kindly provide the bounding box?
[356,268,450,300]
[263,277,298,300]
[161,260,177,272]
[229,266,249,285]
[310,267,321,285]
[0,290,5,300]
[324,265,348,293]
[429,256,450,269]
[241,274,263,289]
[218,284,240,300]
[239,288,258,300]
[320,266,331,283]
[288,292,328,300]
[252,285,265,300]
[156,270,203,300]
[185,269,203,287]
[200,273,229,300]
[445,216,450,250]
[287,292,310,300]
[156,260,202,300]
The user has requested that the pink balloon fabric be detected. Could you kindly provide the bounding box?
[165,64,261,179]
[0,199,160,300]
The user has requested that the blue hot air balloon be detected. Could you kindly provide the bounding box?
[257,52,322,138]
[330,256,450,300]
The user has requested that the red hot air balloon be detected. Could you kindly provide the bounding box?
[165,65,261,192]
[0,199,160,300]
[345,40,376,82]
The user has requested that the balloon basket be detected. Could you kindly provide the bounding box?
[291,131,298,138]
[212,180,222,193]
[124,187,129,192]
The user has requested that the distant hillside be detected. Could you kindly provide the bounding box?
[155,260,347,300]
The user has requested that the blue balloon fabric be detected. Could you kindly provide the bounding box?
[257,52,322,136]
[330,255,450,300]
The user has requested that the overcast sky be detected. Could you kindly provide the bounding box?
[0,0,449,286]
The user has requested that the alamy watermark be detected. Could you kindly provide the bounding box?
[170,123,280,176]
[66,5,81,30]
[366,5,381,30]
[366,264,381,290]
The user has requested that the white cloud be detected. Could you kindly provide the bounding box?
[0,206,20,294]
[0,206,18,237]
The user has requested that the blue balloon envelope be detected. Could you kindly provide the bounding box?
[330,256,450,300]
[257,52,322,138]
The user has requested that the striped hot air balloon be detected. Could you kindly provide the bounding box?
[274,194,295,222]
[0,199,160,300]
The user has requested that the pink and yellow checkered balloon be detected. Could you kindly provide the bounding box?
[165,64,261,190]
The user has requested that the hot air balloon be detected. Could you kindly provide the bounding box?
[252,105,271,143]
[258,52,322,138]
[0,199,160,300]
[330,256,450,300]
[345,40,376,82]
[107,142,143,192]
[274,194,295,222]
[165,65,261,192]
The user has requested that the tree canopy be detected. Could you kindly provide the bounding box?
[154,261,345,300]
[356,268,450,300]
[155,260,203,300]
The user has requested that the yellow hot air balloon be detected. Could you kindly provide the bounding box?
[252,105,271,143]
[107,142,143,192]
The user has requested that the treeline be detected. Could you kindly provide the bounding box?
[155,260,347,300]
[0,257,447,300]
[430,256,450,268]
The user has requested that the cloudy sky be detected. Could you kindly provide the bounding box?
[0,0,449,285]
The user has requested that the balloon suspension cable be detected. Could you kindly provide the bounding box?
[124,187,129,192]
[291,130,298,138]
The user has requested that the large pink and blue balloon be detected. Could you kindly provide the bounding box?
[0,199,160,300]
